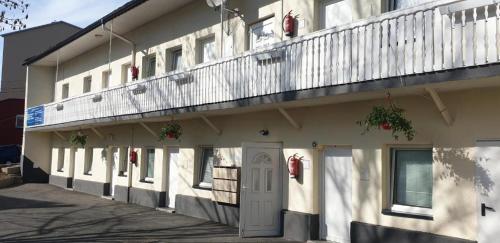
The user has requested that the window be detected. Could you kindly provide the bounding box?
[249,17,277,49]
[15,115,23,129]
[143,148,155,182]
[197,147,214,188]
[84,148,94,175]
[119,147,128,176]
[102,70,112,89]
[198,36,216,63]
[390,148,433,215]
[83,76,92,93]
[121,63,132,84]
[171,49,183,71]
[61,83,69,99]
[57,148,65,172]
[389,0,434,11]
[142,54,156,78]
[320,0,352,29]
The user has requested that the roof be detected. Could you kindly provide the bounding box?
[23,0,148,66]
[1,21,81,38]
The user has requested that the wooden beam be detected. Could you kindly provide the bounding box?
[200,115,222,135]
[53,131,66,141]
[90,127,105,139]
[278,108,301,129]
[425,87,453,126]
[139,122,159,139]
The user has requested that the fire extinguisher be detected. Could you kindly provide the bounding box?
[129,150,138,165]
[283,10,296,37]
[131,66,139,80]
[287,153,302,178]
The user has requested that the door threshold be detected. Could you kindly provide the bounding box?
[156,207,175,213]
[101,195,114,200]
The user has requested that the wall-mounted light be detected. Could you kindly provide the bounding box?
[259,129,269,136]
[312,141,318,148]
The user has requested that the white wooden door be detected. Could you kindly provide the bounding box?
[110,147,119,197]
[320,0,352,29]
[476,140,500,243]
[240,143,282,237]
[167,148,180,209]
[321,146,352,242]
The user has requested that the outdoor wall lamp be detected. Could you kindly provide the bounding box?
[259,129,269,136]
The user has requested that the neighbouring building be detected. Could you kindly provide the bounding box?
[0,21,80,149]
[21,0,500,242]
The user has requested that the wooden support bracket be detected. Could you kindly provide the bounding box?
[425,87,453,126]
[53,131,66,141]
[90,127,105,139]
[278,108,301,129]
[200,115,222,135]
[139,122,159,139]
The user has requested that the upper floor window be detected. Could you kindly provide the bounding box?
[198,36,216,64]
[389,0,434,11]
[102,70,112,89]
[61,83,69,99]
[320,0,352,29]
[390,148,433,216]
[121,63,132,84]
[171,49,183,71]
[142,54,156,78]
[83,76,92,93]
[249,17,277,49]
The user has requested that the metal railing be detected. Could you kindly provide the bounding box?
[28,0,500,128]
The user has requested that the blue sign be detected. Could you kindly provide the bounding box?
[27,106,44,127]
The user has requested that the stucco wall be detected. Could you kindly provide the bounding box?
[46,86,500,241]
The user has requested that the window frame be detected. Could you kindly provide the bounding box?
[118,147,128,176]
[197,146,215,189]
[248,16,276,50]
[142,147,155,183]
[171,48,183,71]
[83,76,92,93]
[102,70,112,89]
[142,54,157,79]
[84,147,94,175]
[61,83,69,99]
[389,147,433,216]
[57,148,65,172]
[121,63,132,84]
[198,36,216,64]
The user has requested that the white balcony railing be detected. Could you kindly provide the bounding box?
[27,0,500,128]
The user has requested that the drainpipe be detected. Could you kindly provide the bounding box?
[101,19,137,68]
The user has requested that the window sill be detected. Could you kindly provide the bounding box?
[381,209,433,220]
[84,172,92,176]
[140,179,154,184]
[192,185,212,191]
[57,169,64,172]
[118,172,128,177]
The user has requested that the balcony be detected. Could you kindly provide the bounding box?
[26,0,500,128]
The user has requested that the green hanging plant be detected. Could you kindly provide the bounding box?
[357,94,416,141]
[70,132,88,147]
[159,122,182,141]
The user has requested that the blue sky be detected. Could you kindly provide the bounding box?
[0,0,130,84]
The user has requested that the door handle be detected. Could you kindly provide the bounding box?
[481,203,495,216]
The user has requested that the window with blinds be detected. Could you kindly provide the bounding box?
[198,147,214,188]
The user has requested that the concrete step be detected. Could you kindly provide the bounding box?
[156,207,175,213]
[1,165,21,175]
[0,174,22,189]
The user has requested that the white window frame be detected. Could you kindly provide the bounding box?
[61,83,69,99]
[143,148,155,183]
[83,76,92,93]
[389,147,433,216]
[197,146,214,189]
[198,36,216,64]
[118,147,128,176]
[249,16,276,50]
[142,54,156,78]
[121,63,132,84]
[102,70,112,89]
[388,0,434,11]
[15,115,24,129]
[84,148,94,175]
[171,48,183,71]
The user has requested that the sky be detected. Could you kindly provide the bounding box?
[0,0,131,85]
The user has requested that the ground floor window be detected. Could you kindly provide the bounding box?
[119,147,128,176]
[84,148,94,175]
[57,148,65,172]
[197,146,214,188]
[143,148,155,183]
[390,148,433,215]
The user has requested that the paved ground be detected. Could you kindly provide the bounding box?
[0,184,300,243]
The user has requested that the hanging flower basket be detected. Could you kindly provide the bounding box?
[159,122,182,141]
[357,95,416,141]
[70,132,88,147]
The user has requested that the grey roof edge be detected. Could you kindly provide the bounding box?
[1,21,81,37]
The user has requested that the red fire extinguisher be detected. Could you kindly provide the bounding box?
[131,66,139,80]
[283,11,296,37]
[287,153,302,178]
[129,150,138,165]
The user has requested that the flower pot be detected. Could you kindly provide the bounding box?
[380,121,392,130]
[167,132,175,139]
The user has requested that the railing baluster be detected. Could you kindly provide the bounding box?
[473,7,478,65]
[462,10,467,66]
[485,5,489,63]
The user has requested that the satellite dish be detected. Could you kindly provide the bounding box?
[206,0,224,8]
